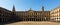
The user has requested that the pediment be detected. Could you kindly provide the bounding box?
[28,10,34,13]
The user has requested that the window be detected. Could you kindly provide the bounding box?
[0,10,2,13]
[59,9,60,12]
[0,13,1,16]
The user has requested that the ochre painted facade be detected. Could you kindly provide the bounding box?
[0,5,50,23]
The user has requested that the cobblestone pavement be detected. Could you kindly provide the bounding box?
[6,21,60,25]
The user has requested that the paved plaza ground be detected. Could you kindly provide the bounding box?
[5,21,60,25]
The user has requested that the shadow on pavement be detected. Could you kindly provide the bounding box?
[0,23,6,25]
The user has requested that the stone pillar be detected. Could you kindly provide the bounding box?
[30,18,31,21]
[33,18,34,21]
[35,18,36,21]
[31,18,32,21]
[4,18,5,22]
[2,18,3,23]
[6,18,7,22]
[26,18,27,21]
[29,18,30,21]
[41,17,42,21]
[23,17,24,21]
[24,18,26,21]
[33,18,35,21]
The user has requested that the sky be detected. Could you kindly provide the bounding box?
[0,0,60,11]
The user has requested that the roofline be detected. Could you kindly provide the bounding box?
[0,7,11,12]
[51,6,60,11]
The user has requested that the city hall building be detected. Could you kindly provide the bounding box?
[0,5,60,23]
[0,5,50,23]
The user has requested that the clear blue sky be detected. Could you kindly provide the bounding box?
[0,0,60,11]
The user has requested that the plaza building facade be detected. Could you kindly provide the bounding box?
[16,6,50,21]
[0,7,12,23]
[0,5,50,23]
[50,7,60,21]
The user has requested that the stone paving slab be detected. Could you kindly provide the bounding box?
[6,21,60,25]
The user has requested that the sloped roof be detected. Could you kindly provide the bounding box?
[51,6,60,11]
[16,11,50,13]
[0,7,11,12]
